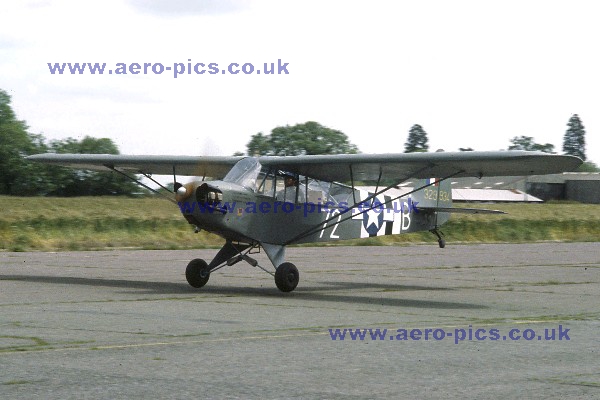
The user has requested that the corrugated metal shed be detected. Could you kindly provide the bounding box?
[357,186,542,203]
[358,173,599,203]
[452,188,542,202]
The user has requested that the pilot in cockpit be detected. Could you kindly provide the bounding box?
[276,172,306,203]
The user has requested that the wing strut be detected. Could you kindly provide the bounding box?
[142,173,173,193]
[349,164,357,205]
[173,165,177,192]
[106,166,177,204]
[370,166,383,209]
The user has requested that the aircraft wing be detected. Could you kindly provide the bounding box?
[26,154,243,178]
[258,151,582,182]
[27,151,582,182]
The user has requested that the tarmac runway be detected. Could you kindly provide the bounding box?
[1,243,599,399]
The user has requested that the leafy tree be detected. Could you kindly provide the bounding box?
[246,132,271,156]
[404,124,429,153]
[508,136,555,153]
[563,114,586,160]
[1,88,139,196]
[45,136,139,196]
[0,89,51,195]
[244,121,358,156]
[51,136,119,154]
[577,161,599,172]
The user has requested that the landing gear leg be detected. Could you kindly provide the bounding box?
[184,241,300,292]
[185,241,252,289]
[430,228,446,249]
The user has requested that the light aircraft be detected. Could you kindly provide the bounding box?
[27,151,581,292]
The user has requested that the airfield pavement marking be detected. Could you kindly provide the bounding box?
[1,242,599,399]
[0,331,328,355]
[0,320,562,356]
[0,320,571,356]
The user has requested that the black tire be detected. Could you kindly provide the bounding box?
[275,262,299,292]
[186,258,210,288]
[438,239,446,249]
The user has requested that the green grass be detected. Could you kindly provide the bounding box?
[1,196,599,251]
[0,196,222,251]
[2,380,32,386]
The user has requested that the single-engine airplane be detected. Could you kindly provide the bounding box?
[27,151,581,292]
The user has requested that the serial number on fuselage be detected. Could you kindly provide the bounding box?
[423,189,451,202]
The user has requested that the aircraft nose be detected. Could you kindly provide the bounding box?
[175,181,200,202]
[195,183,223,206]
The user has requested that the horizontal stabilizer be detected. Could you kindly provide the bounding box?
[420,207,506,215]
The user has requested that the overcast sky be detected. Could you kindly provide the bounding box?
[1,0,598,164]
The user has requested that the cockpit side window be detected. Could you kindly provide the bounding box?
[253,167,354,206]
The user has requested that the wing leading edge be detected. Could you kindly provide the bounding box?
[26,154,243,178]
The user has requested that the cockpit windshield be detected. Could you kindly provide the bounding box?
[223,157,262,189]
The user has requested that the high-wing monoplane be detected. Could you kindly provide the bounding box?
[27,151,581,292]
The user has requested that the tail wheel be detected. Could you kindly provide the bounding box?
[186,258,210,288]
[275,262,299,292]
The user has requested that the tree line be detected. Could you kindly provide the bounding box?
[239,117,594,170]
[399,115,596,171]
[1,86,596,197]
[0,89,137,196]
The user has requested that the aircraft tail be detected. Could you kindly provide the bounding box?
[412,178,453,226]
[414,178,505,219]
[413,178,453,208]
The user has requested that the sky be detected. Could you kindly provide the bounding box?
[1,0,598,166]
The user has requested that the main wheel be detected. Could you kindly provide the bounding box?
[438,239,446,249]
[275,262,299,292]
[186,258,210,288]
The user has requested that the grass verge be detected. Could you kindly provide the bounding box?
[1,196,599,251]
